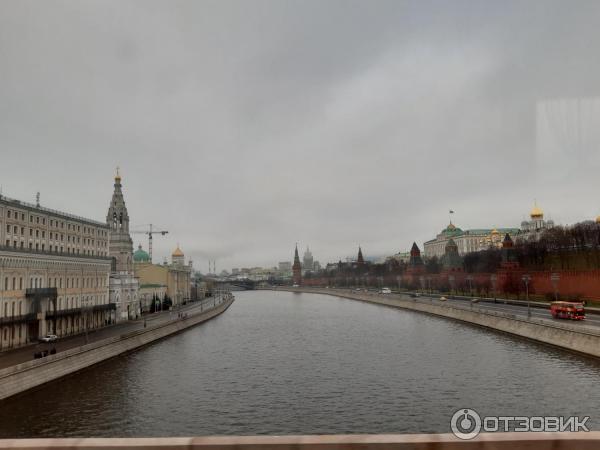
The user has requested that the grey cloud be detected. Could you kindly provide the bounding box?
[1,0,600,270]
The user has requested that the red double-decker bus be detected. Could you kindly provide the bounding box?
[550,301,585,320]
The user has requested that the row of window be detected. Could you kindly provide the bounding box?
[3,239,108,256]
[3,209,108,237]
[4,224,108,247]
[2,275,108,291]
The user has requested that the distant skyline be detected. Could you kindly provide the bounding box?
[1,1,600,270]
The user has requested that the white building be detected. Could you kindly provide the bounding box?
[518,203,555,241]
[106,170,140,321]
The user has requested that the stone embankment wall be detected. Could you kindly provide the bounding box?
[0,298,234,401]
[283,288,600,358]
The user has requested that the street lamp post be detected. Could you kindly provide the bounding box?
[522,274,531,317]
[551,273,560,302]
[466,275,473,297]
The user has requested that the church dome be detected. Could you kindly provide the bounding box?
[172,245,184,257]
[530,204,544,219]
[491,228,499,235]
[133,244,150,262]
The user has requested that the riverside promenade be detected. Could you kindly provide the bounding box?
[0,294,234,400]
[0,297,222,369]
[278,287,600,358]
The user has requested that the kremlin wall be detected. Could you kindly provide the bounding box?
[293,204,600,303]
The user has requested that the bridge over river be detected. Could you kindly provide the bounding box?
[1,290,599,439]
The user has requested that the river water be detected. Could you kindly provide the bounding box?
[1,290,599,437]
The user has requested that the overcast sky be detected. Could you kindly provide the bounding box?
[1,0,600,271]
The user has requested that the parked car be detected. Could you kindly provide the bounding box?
[380,287,392,294]
[440,296,447,301]
[39,334,58,343]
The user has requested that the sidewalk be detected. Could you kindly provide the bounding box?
[0,299,214,370]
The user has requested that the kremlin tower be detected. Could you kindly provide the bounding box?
[292,244,302,285]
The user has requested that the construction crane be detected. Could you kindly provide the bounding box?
[131,224,168,263]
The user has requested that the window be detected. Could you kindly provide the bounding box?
[13,225,17,233]
[7,210,11,218]
[21,213,24,220]
[6,225,9,233]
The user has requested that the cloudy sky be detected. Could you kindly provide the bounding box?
[1,0,600,271]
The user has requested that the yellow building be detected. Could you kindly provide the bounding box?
[134,244,191,308]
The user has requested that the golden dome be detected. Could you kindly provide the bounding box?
[530,204,544,219]
[115,166,121,182]
[172,245,184,257]
[491,228,499,235]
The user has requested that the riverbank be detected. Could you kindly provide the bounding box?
[280,287,600,358]
[0,296,234,401]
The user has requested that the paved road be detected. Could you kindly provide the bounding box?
[0,296,225,370]
[329,288,600,331]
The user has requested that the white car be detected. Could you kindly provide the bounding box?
[39,334,58,343]
[380,288,392,294]
[292,284,299,288]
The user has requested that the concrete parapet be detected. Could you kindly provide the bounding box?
[0,432,599,450]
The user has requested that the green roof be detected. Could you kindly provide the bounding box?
[133,245,150,262]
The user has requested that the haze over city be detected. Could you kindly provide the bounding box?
[1,0,600,270]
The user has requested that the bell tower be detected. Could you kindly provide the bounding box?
[106,167,134,273]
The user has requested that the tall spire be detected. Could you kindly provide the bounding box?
[292,243,302,285]
[357,246,365,265]
[107,170,133,273]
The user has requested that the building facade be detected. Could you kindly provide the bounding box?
[106,171,139,321]
[518,203,555,241]
[424,222,520,258]
[134,245,191,308]
[302,246,314,272]
[0,195,114,350]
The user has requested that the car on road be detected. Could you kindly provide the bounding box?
[380,287,391,294]
[39,334,58,343]
[410,293,420,298]
[292,284,299,288]
[440,296,447,301]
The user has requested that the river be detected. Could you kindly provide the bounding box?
[1,290,599,437]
